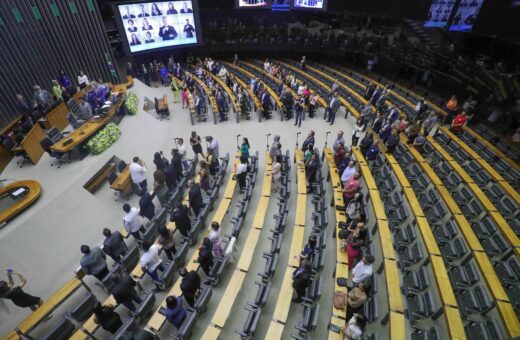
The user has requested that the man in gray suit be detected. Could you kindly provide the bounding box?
[326,92,341,125]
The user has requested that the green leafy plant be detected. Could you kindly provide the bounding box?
[125,92,139,115]
[86,123,121,155]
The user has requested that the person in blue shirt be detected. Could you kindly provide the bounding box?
[164,295,187,328]
[58,69,72,88]
[302,236,316,259]
[378,122,392,143]
[365,143,380,170]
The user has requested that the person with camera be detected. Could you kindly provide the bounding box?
[0,270,43,310]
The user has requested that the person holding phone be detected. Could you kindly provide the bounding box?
[0,270,43,311]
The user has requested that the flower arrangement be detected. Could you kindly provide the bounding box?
[125,92,139,115]
[86,123,121,155]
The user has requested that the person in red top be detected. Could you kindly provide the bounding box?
[451,111,467,133]
[344,173,361,204]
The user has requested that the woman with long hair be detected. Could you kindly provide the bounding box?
[190,131,204,159]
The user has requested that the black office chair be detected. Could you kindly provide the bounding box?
[117,160,128,173]
[40,137,69,168]
[66,112,84,129]
[2,137,29,168]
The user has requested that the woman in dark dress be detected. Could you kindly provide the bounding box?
[190,131,204,159]
[0,271,43,311]
[153,151,169,172]
[93,302,123,334]
[197,237,214,275]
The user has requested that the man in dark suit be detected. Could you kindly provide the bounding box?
[111,271,142,312]
[183,19,195,38]
[164,162,178,191]
[326,92,341,125]
[102,228,128,262]
[179,268,200,307]
[170,202,191,237]
[302,130,315,150]
[137,4,149,17]
[14,94,33,119]
[371,113,384,134]
[170,149,184,179]
[188,180,204,216]
[306,154,318,194]
[159,17,177,41]
[216,92,227,122]
[122,6,135,19]
[139,191,156,221]
[261,89,271,118]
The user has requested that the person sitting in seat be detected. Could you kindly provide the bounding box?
[163,295,187,329]
[292,258,311,303]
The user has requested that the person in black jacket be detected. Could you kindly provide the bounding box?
[306,154,318,194]
[102,228,128,262]
[110,271,142,312]
[170,202,191,237]
[359,133,374,157]
[170,149,184,179]
[179,268,201,306]
[188,180,204,216]
[292,259,311,303]
[153,152,169,172]
[197,237,214,276]
[164,162,178,191]
[371,113,384,134]
[93,302,122,334]
[139,191,156,221]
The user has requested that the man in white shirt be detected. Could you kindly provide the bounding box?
[176,138,188,170]
[123,204,145,240]
[351,255,374,285]
[140,241,165,286]
[130,156,147,193]
[341,160,357,185]
[206,136,219,158]
[77,71,89,88]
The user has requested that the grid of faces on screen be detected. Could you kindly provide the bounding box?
[237,0,271,7]
[119,1,197,53]
[293,0,325,9]
[449,0,484,31]
[424,0,457,27]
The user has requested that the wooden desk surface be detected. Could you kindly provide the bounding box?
[212,198,231,225]
[389,312,406,340]
[378,220,395,260]
[384,259,403,313]
[430,256,458,306]
[16,278,82,334]
[416,217,441,256]
[500,181,520,206]
[211,271,247,328]
[252,196,269,230]
[437,186,462,215]
[51,96,124,153]
[110,164,130,190]
[201,325,221,340]
[404,187,424,217]
[328,316,345,340]
[467,183,497,212]
[261,173,272,197]
[237,228,261,271]
[453,214,484,252]
[20,123,46,165]
[265,321,285,340]
[389,163,410,188]
[473,252,510,302]
[2,331,20,340]
[203,70,240,113]
[443,306,466,340]
[370,190,387,220]
[496,301,520,339]
[448,160,474,183]
[489,212,520,251]
[294,195,306,227]
[0,180,42,225]
[288,226,305,268]
[427,136,454,161]
[272,269,294,323]
[186,71,218,113]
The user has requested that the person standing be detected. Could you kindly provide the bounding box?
[139,191,156,221]
[422,112,437,136]
[102,228,128,262]
[326,92,340,125]
[171,202,191,237]
[308,92,317,118]
[306,154,318,194]
[0,271,43,311]
[450,111,467,134]
[302,130,315,151]
[80,245,108,281]
[291,259,311,303]
[351,255,374,286]
[208,222,224,257]
[179,268,200,307]
[206,136,219,159]
[188,180,204,216]
[77,97,93,121]
[181,88,189,109]
[157,226,177,261]
[365,143,380,169]
[240,137,250,161]
[93,302,123,334]
[197,238,214,276]
[123,204,145,241]
[236,157,249,190]
[341,160,357,185]
[163,295,187,329]
[140,241,165,287]
[111,271,142,312]
[271,155,282,193]
[332,131,345,153]
[351,118,366,147]
[190,131,204,160]
[171,79,180,103]
[294,97,304,128]
[130,157,147,194]
[343,173,361,204]
[270,135,281,160]
[385,128,400,154]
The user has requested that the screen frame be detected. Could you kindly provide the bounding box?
[235,0,273,9]
[292,0,328,11]
[113,0,202,55]
[449,0,485,32]
[424,0,457,28]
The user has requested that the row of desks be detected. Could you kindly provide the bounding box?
[185,71,219,114]
[202,69,241,113]
[351,147,406,338]
[403,137,520,339]
[265,149,307,339]
[223,67,262,114]
[323,147,349,340]
[440,126,520,205]
[223,62,286,112]
[386,153,466,340]
[201,151,272,339]
[146,154,240,333]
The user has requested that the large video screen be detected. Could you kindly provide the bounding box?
[450,0,485,31]
[293,0,327,10]
[424,0,457,27]
[236,0,272,8]
[272,0,290,11]
[118,1,198,53]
